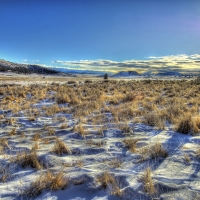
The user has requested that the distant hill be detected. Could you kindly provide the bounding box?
[51,67,106,76]
[142,70,183,76]
[0,59,75,76]
[112,71,140,77]
[155,71,182,76]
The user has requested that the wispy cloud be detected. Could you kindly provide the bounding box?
[51,54,200,73]
[22,59,40,63]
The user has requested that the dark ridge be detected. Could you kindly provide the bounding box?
[0,59,75,76]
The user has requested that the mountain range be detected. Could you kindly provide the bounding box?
[0,59,199,77]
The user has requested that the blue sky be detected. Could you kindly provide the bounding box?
[0,0,200,73]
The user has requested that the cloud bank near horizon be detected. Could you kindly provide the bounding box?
[51,54,200,73]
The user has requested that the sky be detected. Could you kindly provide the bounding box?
[0,0,200,73]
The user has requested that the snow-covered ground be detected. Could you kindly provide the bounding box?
[0,77,200,200]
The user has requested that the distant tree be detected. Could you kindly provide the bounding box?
[196,76,200,84]
[104,73,108,80]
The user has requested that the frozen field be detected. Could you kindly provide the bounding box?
[0,75,200,200]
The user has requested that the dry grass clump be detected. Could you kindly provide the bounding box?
[0,138,10,152]
[97,171,115,189]
[72,176,87,185]
[28,116,36,121]
[48,128,56,136]
[0,163,13,183]
[60,123,68,129]
[32,142,39,150]
[123,137,139,153]
[75,124,89,138]
[143,112,165,130]
[165,101,187,123]
[62,159,84,168]
[23,169,68,198]
[119,123,133,135]
[69,92,81,104]
[107,157,123,168]
[13,149,42,169]
[193,117,200,134]
[111,105,137,122]
[56,93,70,104]
[175,114,200,134]
[74,159,84,168]
[8,117,16,125]
[42,138,50,144]
[184,154,191,164]
[195,147,200,159]
[84,79,93,83]
[96,171,121,196]
[123,91,144,102]
[32,132,41,141]
[85,139,105,147]
[138,141,168,161]
[52,138,71,155]
[140,167,155,194]
[90,114,107,125]
[9,128,17,136]
[67,80,76,84]
[96,126,105,136]
[175,114,192,134]
[45,104,60,116]
[148,142,168,159]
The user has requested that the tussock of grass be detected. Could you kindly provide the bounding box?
[138,141,168,161]
[60,123,68,129]
[23,169,68,198]
[86,139,105,147]
[140,167,155,195]
[48,128,56,136]
[32,132,41,141]
[9,128,17,136]
[45,104,60,116]
[75,124,89,138]
[119,123,133,135]
[176,114,200,134]
[13,149,42,169]
[0,138,9,151]
[148,142,168,159]
[52,138,71,155]
[97,171,121,196]
[143,112,165,130]
[56,93,70,104]
[176,114,193,134]
[107,157,123,168]
[123,137,139,153]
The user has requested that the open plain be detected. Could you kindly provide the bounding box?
[0,74,200,200]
